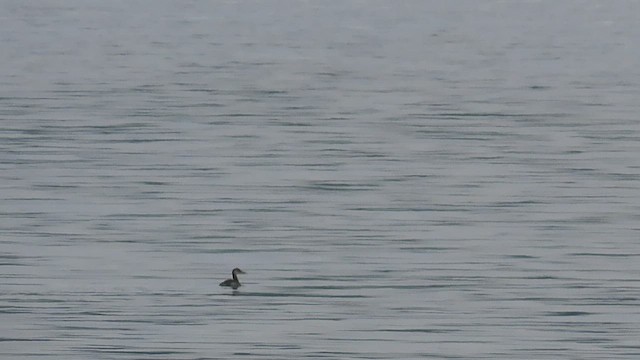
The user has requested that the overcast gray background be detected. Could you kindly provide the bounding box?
[2,1,640,359]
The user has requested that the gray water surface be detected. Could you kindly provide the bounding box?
[2,1,640,359]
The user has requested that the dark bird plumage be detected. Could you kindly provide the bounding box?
[220,268,246,289]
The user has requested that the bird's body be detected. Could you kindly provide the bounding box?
[220,268,245,289]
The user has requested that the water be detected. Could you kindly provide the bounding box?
[2,1,640,358]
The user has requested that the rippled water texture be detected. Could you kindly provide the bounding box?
[2,1,640,359]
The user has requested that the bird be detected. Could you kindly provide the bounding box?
[219,268,246,289]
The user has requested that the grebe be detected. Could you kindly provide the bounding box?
[219,268,246,289]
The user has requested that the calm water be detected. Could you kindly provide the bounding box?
[2,1,640,359]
